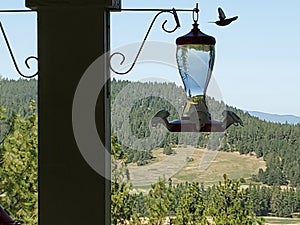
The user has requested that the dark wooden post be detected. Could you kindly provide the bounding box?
[25,1,120,224]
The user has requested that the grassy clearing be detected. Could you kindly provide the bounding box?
[128,146,195,188]
[262,216,300,224]
[128,146,266,188]
[172,147,266,185]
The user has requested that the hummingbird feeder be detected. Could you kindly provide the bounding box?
[110,3,243,132]
[151,4,243,132]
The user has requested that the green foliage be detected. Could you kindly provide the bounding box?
[175,182,207,225]
[111,181,133,225]
[269,185,298,217]
[247,185,271,216]
[111,79,185,166]
[224,108,300,186]
[240,177,246,183]
[111,132,126,160]
[167,180,185,216]
[110,171,267,224]
[0,107,7,145]
[111,133,133,225]
[0,78,37,141]
[163,144,173,155]
[207,174,261,225]
[0,102,38,225]
[146,178,173,225]
[247,183,300,219]
[129,192,147,223]
[0,107,5,120]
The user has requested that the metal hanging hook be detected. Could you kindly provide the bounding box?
[193,3,200,23]
[109,8,181,75]
[0,22,38,78]
[162,8,181,33]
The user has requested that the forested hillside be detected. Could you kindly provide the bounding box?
[111,79,300,188]
[1,78,299,187]
[0,78,37,116]
[0,78,299,223]
[224,111,300,186]
[0,78,37,142]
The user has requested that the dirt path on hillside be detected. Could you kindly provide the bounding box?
[128,147,195,187]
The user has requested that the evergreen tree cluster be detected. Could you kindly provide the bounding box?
[247,185,300,218]
[224,109,300,186]
[111,79,185,165]
[111,142,263,224]
[111,133,300,224]
[0,78,38,224]
[0,102,38,225]
[0,78,37,142]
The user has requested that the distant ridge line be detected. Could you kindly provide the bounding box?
[245,110,300,125]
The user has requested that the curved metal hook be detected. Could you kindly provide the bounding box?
[110,9,181,75]
[0,22,38,78]
[162,8,181,33]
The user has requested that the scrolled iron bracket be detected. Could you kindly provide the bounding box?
[110,5,198,75]
[0,22,38,78]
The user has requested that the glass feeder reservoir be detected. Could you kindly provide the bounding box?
[176,22,216,129]
[152,10,243,132]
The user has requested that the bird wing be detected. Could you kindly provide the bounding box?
[227,111,243,126]
[229,16,238,22]
[218,7,226,20]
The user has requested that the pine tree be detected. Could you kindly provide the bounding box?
[0,102,38,225]
[146,178,173,225]
[175,182,208,225]
[111,133,133,225]
[208,174,262,225]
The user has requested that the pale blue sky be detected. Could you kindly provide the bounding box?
[0,0,37,79]
[0,0,299,116]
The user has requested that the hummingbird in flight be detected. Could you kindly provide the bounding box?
[210,7,238,26]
